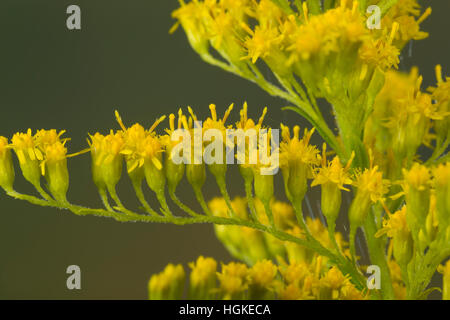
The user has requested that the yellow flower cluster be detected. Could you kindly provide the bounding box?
[365,67,449,172]
[1,129,82,202]
[149,255,366,300]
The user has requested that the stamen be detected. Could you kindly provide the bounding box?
[115,110,127,131]
[435,65,443,84]
[187,106,197,121]
[258,107,268,126]
[169,114,176,132]
[222,103,234,123]
[209,104,217,121]
[149,115,167,133]
[178,109,183,129]
[293,126,300,139]
[388,22,399,44]
[303,2,309,23]
[417,7,432,25]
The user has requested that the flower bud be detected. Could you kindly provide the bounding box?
[148,264,185,300]
[186,163,206,191]
[89,132,124,193]
[320,182,342,226]
[11,130,42,187]
[253,170,273,205]
[348,191,372,229]
[164,151,185,193]
[284,163,308,204]
[0,137,14,192]
[43,142,69,203]
[403,164,431,235]
[144,154,166,195]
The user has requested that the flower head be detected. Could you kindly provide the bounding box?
[148,263,185,300]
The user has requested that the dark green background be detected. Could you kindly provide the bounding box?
[0,1,448,299]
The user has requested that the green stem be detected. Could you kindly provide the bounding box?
[169,189,203,218]
[262,200,275,228]
[327,219,342,256]
[7,189,366,291]
[192,185,213,216]
[155,190,172,217]
[98,188,114,212]
[244,179,258,222]
[131,179,159,217]
[215,174,236,218]
[363,211,395,300]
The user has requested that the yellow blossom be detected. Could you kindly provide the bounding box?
[148,264,185,300]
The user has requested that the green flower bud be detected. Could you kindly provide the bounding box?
[164,151,185,193]
[393,232,413,268]
[0,137,15,192]
[144,154,166,195]
[320,182,342,226]
[403,164,431,235]
[186,163,206,191]
[253,170,273,204]
[43,142,69,203]
[348,191,372,229]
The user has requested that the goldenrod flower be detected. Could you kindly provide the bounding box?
[40,140,69,202]
[280,124,319,204]
[11,129,44,187]
[397,163,431,240]
[148,264,185,300]
[311,144,354,227]
[114,111,167,199]
[217,262,249,299]
[382,0,431,49]
[248,259,278,299]
[189,256,217,299]
[88,131,125,194]
[319,266,350,299]
[377,206,413,266]
[312,144,354,191]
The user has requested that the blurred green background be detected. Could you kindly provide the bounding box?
[0,0,448,299]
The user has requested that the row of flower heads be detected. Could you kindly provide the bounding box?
[0,102,449,227]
